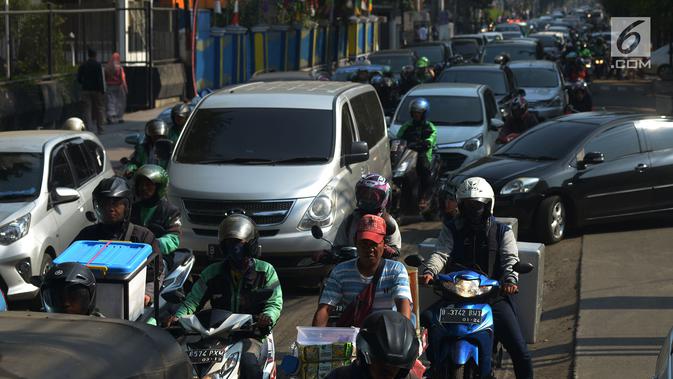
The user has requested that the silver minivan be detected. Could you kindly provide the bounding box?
[168,81,391,277]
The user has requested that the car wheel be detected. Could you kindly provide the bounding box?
[40,254,54,277]
[536,196,565,244]
[658,65,672,80]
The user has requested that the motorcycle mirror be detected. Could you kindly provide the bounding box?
[161,289,186,304]
[311,225,324,240]
[513,261,534,274]
[85,211,97,223]
[125,133,141,146]
[404,254,424,267]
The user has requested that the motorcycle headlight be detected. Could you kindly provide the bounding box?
[500,177,540,195]
[394,155,414,178]
[585,63,592,68]
[546,96,562,107]
[444,279,493,298]
[298,181,337,230]
[463,135,483,152]
[0,213,31,245]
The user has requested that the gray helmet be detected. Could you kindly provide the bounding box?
[217,213,260,258]
[62,117,86,131]
[409,98,430,119]
[144,119,169,139]
[170,103,191,130]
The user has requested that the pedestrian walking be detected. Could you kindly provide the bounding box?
[77,48,106,134]
[105,52,127,124]
[417,24,428,42]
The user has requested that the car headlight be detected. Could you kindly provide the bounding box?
[443,279,493,298]
[0,213,31,245]
[546,96,562,107]
[500,177,540,195]
[463,135,483,152]
[298,181,337,230]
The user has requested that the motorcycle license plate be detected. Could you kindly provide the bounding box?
[187,349,225,364]
[207,244,221,259]
[439,307,482,324]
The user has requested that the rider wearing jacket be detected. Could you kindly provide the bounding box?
[130,164,182,256]
[334,174,401,259]
[326,311,420,379]
[72,177,163,305]
[501,96,539,137]
[396,98,437,208]
[420,177,533,379]
[125,119,170,175]
[167,213,283,379]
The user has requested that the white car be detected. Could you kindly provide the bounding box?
[389,83,504,173]
[644,44,672,79]
[0,131,113,300]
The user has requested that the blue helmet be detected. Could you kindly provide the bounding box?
[409,98,430,120]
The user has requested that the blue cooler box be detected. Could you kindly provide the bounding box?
[54,241,154,321]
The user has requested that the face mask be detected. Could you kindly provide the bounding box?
[222,240,252,271]
[462,201,486,226]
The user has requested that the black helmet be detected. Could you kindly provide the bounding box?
[170,103,190,130]
[145,119,169,140]
[92,177,133,224]
[217,213,260,259]
[40,262,96,315]
[357,311,419,378]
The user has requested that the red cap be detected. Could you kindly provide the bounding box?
[356,214,386,244]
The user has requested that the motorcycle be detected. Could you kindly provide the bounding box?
[404,255,533,379]
[169,308,276,379]
[389,139,441,221]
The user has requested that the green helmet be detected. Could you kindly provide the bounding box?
[579,48,591,58]
[416,57,430,69]
[134,164,169,198]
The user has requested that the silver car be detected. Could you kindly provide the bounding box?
[509,60,567,120]
[168,81,391,277]
[0,131,113,300]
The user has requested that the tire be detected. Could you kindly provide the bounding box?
[535,196,566,244]
[31,253,54,310]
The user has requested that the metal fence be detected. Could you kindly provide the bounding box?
[0,4,182,81]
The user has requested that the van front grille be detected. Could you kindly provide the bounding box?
[183,199,294,226]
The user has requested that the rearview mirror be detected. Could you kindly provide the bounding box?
[489,118,505,130]
[581,151,605,166]
[404,254,424,267]
[52,187,80,206]
[311,225,324,240]
[344,141,369,165]
[513,261,534,274]
[125,133,141,146]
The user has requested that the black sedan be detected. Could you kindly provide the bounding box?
[450,112,673,243]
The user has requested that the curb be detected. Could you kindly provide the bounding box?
[571,235,584,379]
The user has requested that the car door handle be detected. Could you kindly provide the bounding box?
[635,163,649,172]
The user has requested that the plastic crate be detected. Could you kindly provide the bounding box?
[296,327,359,346]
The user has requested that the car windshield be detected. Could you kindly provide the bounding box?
[494,123,591,160]
[176,108,334,164]
[483,44,537,62]
[396,96,483,125]
[368,55,415,72]
[440,70,507,95]
[512,68,559,88]
[0,153,42,202]
[406,46,444,64]
[451,40,480,57]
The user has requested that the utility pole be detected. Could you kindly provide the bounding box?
[4,0,9,79]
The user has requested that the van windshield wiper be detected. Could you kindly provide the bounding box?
[269,157,330,164]
[195,158,275,165]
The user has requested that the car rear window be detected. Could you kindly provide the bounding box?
[440,69,508,95]
[451,40,480,57]
[368,55,415,73]
[512,68,559,88]
[0,153,42,202]
[405,46,444,64]
[396,96,483,126]
[175,108,334,165]
[483,44,538,62]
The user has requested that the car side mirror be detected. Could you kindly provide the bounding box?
[404,254,424,267]
[489,118,505,130]
[580,152,605,168]
[344,141,369,165]
[125,133,141,146]
[51,187,80,206]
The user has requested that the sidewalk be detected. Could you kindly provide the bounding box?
[97,106,170,164]
[574,226,673,378]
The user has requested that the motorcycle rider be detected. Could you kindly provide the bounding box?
[40,262,100,316]
[130,164,182,256]
[62,117,86,131]
[72,177,163,306]
[169,103,190,143]
[124,119,171,175]
[370,74,399,116]
[165,213,283,379]
[396,98,437,210]
[326,310,420,379]
[313,214,412,327]
[414,57,435,83]
[420,177,533,379]
[569,81,593,112]
[334,174,402,259]
[562,51,585,82]
[352,68,372,84]
[399,65,417,95]
[501,96,539,138]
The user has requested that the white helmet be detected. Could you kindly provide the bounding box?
[62,117,86,131]
[455,177,495,213]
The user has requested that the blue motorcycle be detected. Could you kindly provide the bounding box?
[405,255,532,379]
